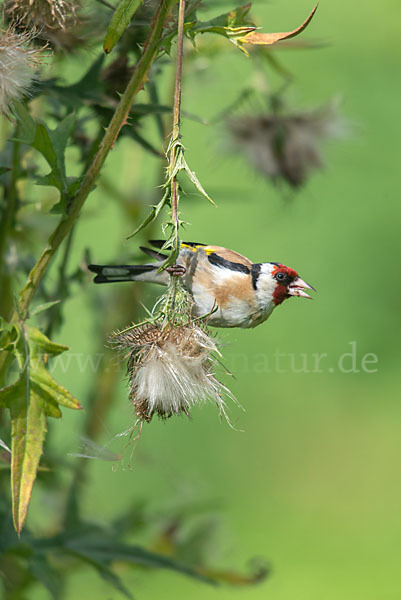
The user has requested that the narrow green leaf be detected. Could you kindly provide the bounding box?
[10,386,47,534]
[31,365,82,411]
[129,129,164,157]
[182,157,216,205]
[95,563,133,599]
[28,326,69,357]
[29,300,61,318]
[126,190,169,239]
[103,0,145,54]
[65,537,215,585]
[126,206,157,240]
[28,554,62,600]
[65,548,134,599]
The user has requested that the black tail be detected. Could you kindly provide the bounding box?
[88,264,155,284]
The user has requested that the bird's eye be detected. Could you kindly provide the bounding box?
[275,272,286,282]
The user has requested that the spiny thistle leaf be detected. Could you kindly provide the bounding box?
[29,300,61,318]
[182,156,216,205]
[126,189,169,239]
[27,326,69,357]
[103,0,145,54]
[30,364,82,411]
[13,103,77,214]
[62,535,216,585]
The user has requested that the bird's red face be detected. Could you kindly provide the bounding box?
[271,264,315,306]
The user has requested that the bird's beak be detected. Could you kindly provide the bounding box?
[288,277,316,300]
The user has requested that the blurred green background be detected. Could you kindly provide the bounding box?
[29,0,401,598]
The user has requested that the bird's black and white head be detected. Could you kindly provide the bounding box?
[253,262,315,310]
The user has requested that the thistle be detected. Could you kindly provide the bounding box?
[109,284,235,424]
[0,27,43,117]
[227,100,345,188]
[5,0,77,31]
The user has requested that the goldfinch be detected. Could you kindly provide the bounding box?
[88,241,315,328]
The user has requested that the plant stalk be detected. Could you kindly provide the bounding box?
[170,0,185,226]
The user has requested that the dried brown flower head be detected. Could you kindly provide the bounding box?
[228,101,345,188]
[5,0,77,31]
[110,321,234,423]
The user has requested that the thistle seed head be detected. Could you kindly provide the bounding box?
[110,322,234,423]
[0,27,43,117]
[5,0,77,31]
[228,101,345,188]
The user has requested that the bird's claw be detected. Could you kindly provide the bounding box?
[166,264,186,277]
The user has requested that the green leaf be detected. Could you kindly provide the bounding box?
[12,101,36,141]
[0,377,26,408]
[29,300,61,318]
[95,563,133,599]
[28,554,62,600]
[50,56,105,109]
[10,385,47,534]
[0,317,20,352]
[103,0,145,54]
[30,364,82,411]
[64,537,215,585]
[27,326,69,357]
[13,104,76,214]
[182,156,216,205]
[3,323,81,533]
[176,4,255,53]
[64,545,134,599]
[191,3,253,33]
[126,190,169,239]
[129,129,164,158]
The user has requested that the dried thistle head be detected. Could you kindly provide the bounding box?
[109,283,235,424]
[3,0,91,52]
[110,321,234,423]
[227,101,345,188]
[0,27,43,117]
[5,0,78,31]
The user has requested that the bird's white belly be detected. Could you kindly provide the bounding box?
[190,285,273,329]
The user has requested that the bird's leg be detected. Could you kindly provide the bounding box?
[166,264,186,277]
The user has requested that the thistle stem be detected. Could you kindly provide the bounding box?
[170,0,185,228]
